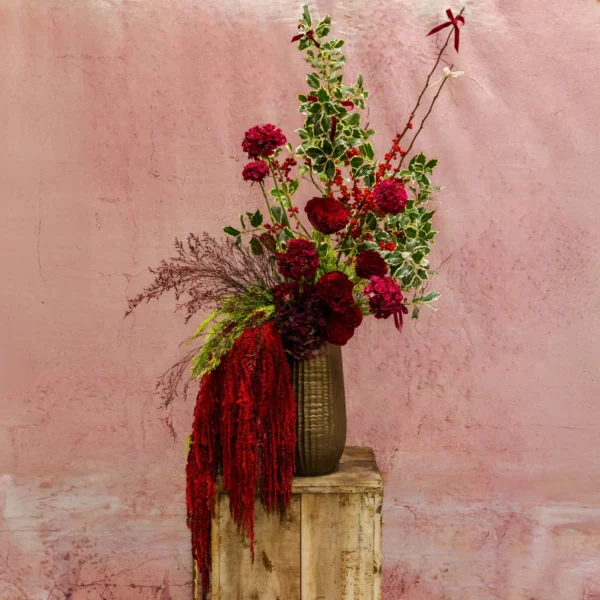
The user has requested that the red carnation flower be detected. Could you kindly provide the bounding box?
[355,250,388,279]
[276,238,320,281]
[364,275,405,320]
[325,303,363,346]
[242,160,270,183]
[305,197,350,235]
[242,124,287,159]
[373,179,408,215]
[315,271,354,312]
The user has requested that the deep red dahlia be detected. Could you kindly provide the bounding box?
[242,124,287,159]
[242,160,270,183]
[325,303,364,346]
[373,179,408,215]
[364,275,404,319]
[276,239,319,281]
[315,271,354,312]
[304,197,350,235]
[355,249,388,279]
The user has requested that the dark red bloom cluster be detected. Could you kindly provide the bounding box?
[274,283,328,360]
[364,275,405,319]
[242,124,287,159]
[305,196,350,234]
[325,304,363,345]
[276,238,319,281]
[315,271,354,312]
[242,160,270,183]
[373,179,408,215]
[274,270,363,354]
[355,250,388,279]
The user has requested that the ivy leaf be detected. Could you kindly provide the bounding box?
[317,87,329,102]
[324,159,335,180]
[345,112,360,127]
[350,156,364,169]
[305,146,324,159]
[306,73,320,89]
[269,187,285,198]
[421,291,441,303]
[356,241,379,251]
[250,209,263,228]
[288,179,299,195]
[240,214,246,230]
[279,227,296,242]
[425,158,438,172]
[271,206,289,226]
[296,128,309,139]
[365,212,378,231]
[302,4,312,27]
[359,142,374,160]
[223,226,241,237]
[249,236,264,255]
[404,226,417,239]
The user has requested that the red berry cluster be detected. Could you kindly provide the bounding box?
[376,132,407,182]
[379,241,396,251]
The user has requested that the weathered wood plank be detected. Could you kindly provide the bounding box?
[373,492,383,600]
[301,492,378,599]
[214,447,383,495]
[216,494,301,599]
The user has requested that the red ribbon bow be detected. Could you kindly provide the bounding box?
[426,9,465,53]
[291,29,321,49]
[393,305,409,333]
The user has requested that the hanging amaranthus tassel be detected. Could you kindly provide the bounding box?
[186,368,221,600]
[186,322,296,599]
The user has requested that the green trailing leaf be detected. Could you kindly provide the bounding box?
[223,226,241,237]
[250,209,263,227]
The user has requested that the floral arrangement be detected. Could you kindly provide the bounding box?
[126,6,465,597]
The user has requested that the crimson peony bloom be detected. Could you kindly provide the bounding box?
[242,124,287,159]
[325,303,363,346]
[373,179,408,215]
[315,271,354,312]
[355,250,388,279]
[276,238,320,281]
[242,160,270,183]
[304,197,350,235]
[364,275,405,319]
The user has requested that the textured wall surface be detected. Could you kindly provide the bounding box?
[1,1,600,598]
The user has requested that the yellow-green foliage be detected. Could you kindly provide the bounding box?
[189,286,275,379]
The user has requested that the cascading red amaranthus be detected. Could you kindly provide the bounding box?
[186,322,296,599]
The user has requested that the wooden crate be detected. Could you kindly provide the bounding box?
[196,446,383,600]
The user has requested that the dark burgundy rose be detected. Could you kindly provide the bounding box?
[242,160,270,183]
[304,197,350,235]
[276,238,319,281]
[242,124,287,159]
[315,271,354,312]
[325,304,363,346]
[355,250,388,279]
[373,179,408,215]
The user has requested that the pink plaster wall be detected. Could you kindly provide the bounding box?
[1,1,600,598]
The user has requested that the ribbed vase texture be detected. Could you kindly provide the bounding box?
[292,343,346,476]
